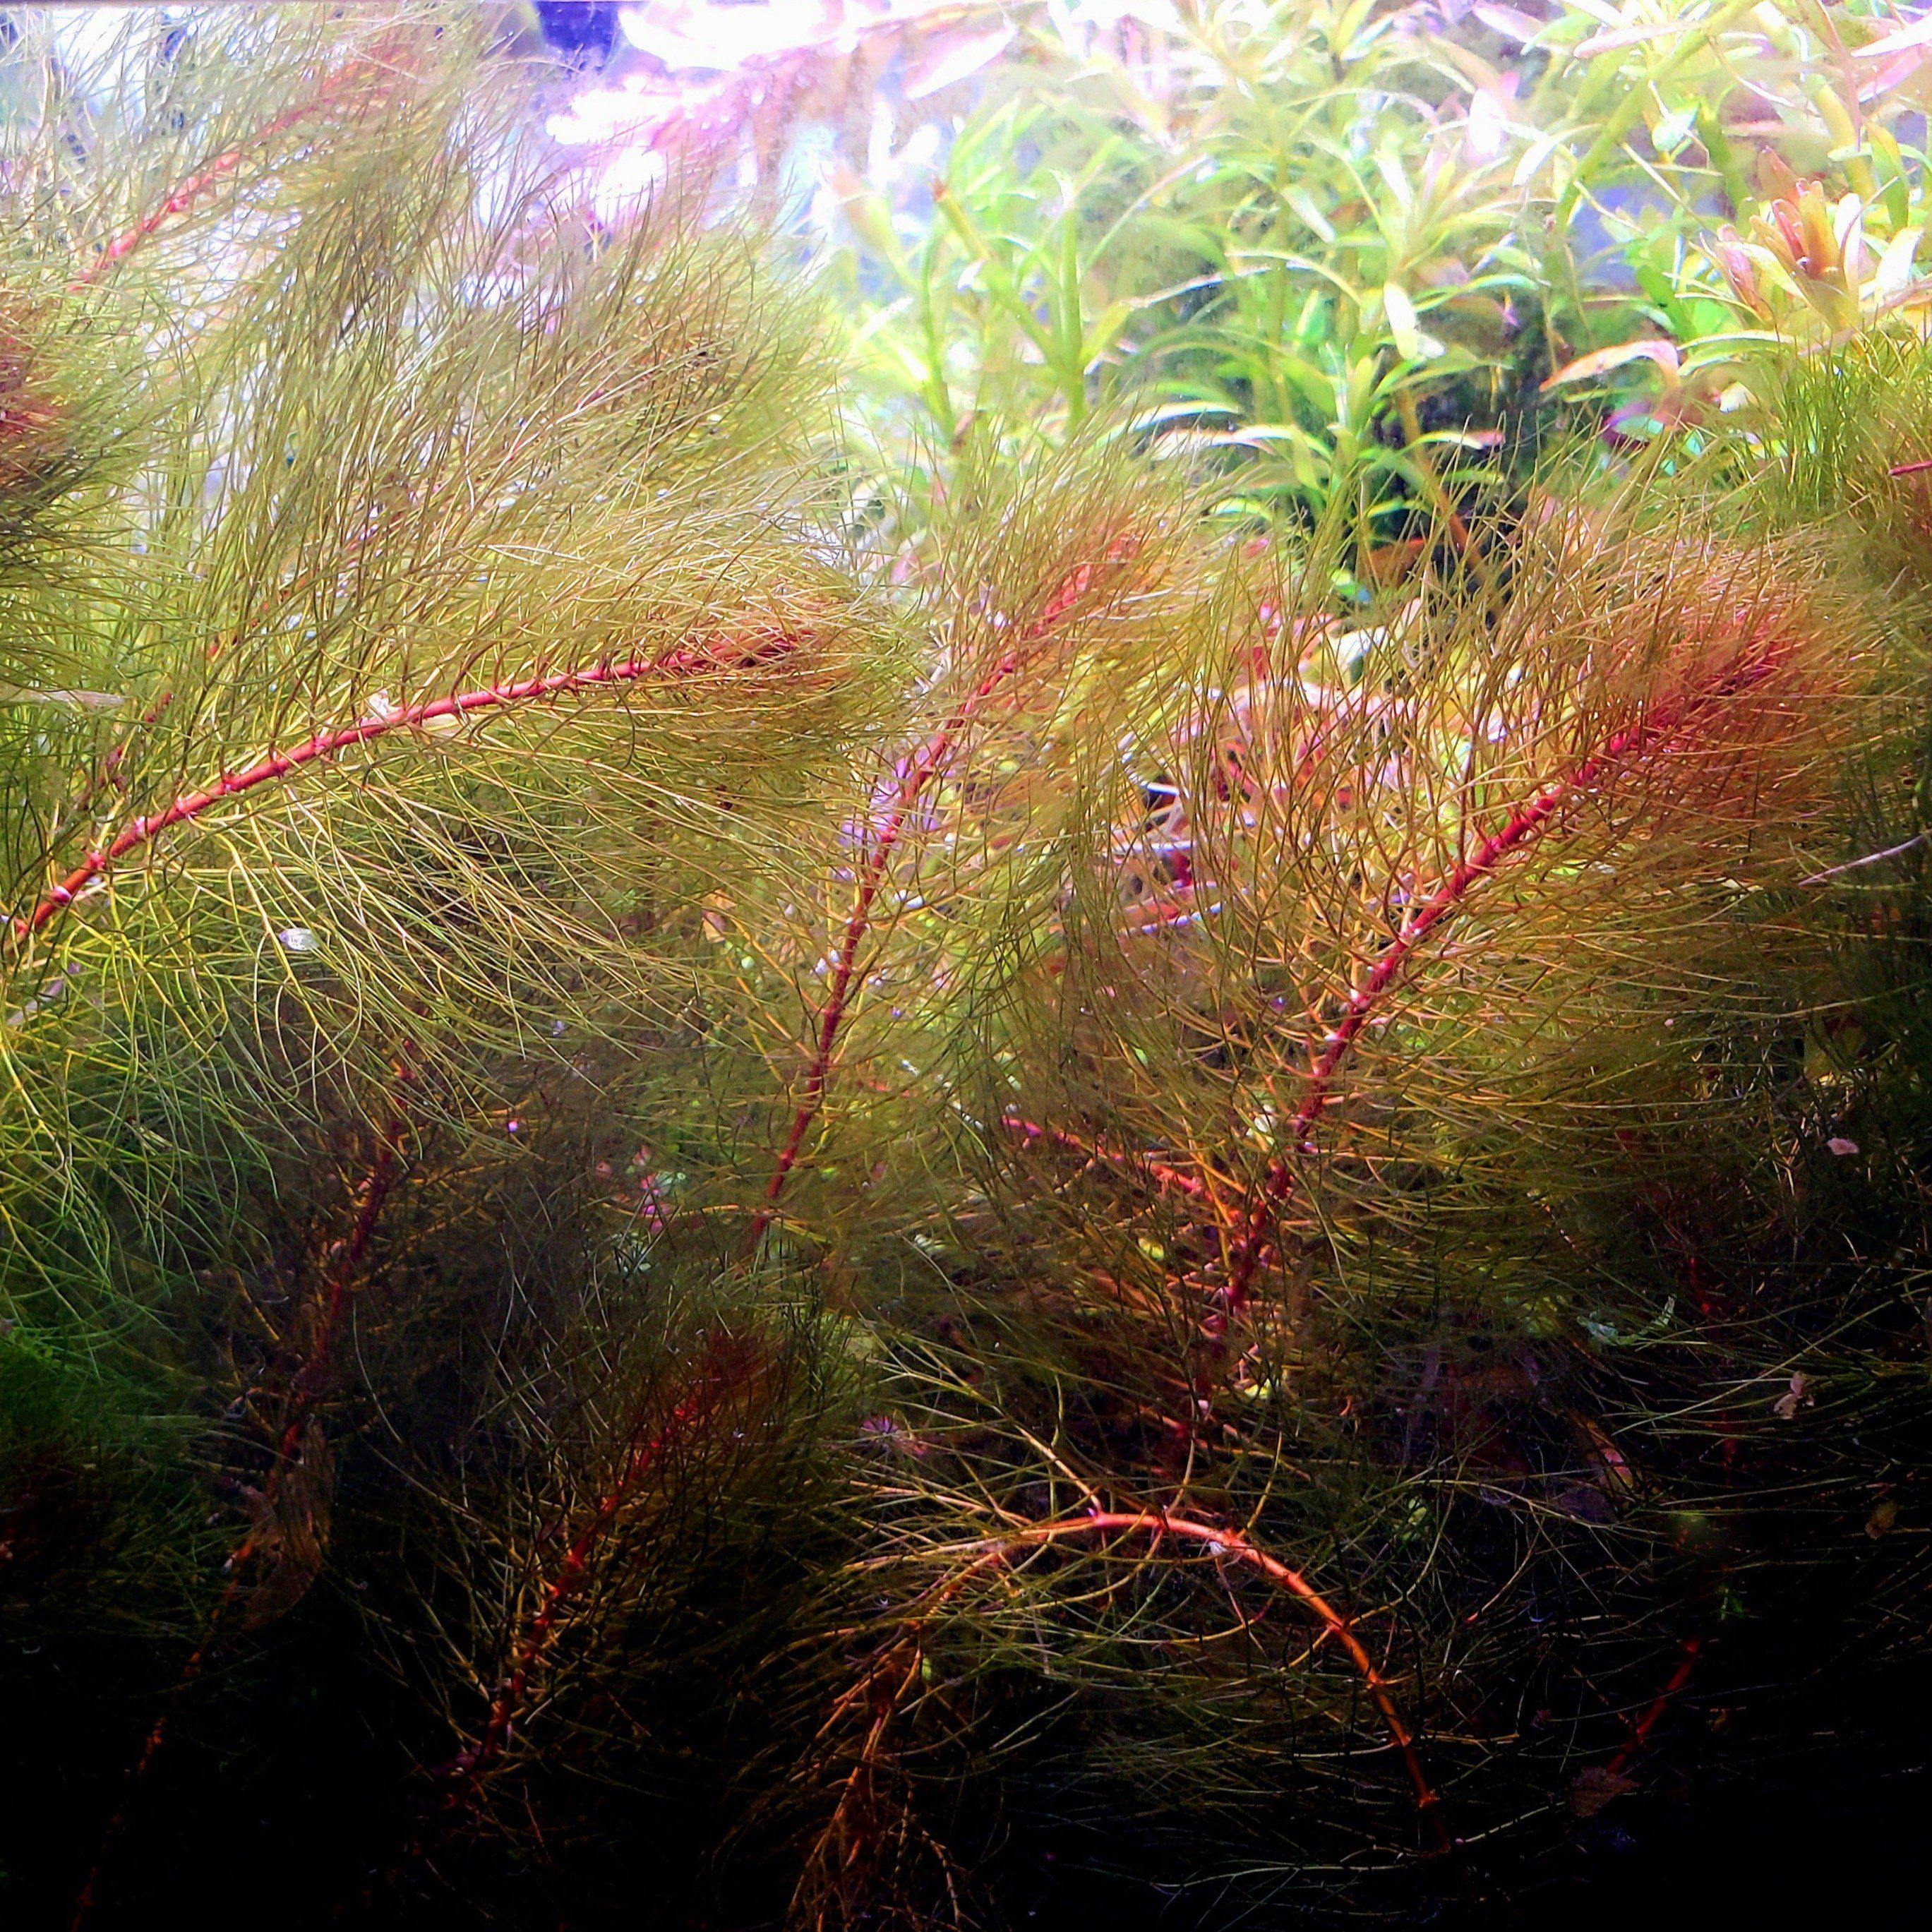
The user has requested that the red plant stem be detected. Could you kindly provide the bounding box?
[76,109,308,280]
[791,1635,929,1916]
[440,1336,757,1791]
[68,1094,412,1932]
[976,1509,1452,1852]
[240,1091,413,1544]
[452,556,1133,1832]
[743,656,1022,1246]
[1215,649,1788,1321]
[796,1490,1456,1902]
[744,549,1130,1250]
[68,519,393,829]
[1607,1633,1704,1778]
[71,68,366,287]
[998,1114,1208,1201]
[66,1633,222,1931]
[11,631,800,948]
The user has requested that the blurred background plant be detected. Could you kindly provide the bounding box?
[532,0,1932,566]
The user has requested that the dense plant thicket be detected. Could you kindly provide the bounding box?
[572,0,1932,563]
[3,7,1932,1930]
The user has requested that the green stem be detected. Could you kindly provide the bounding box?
[1554,0,1760,230]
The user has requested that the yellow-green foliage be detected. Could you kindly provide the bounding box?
[0,9,1929,1931]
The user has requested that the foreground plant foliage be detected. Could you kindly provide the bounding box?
[2,8,1931,1928]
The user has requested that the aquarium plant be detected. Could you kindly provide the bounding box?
[0,7,1930,1931]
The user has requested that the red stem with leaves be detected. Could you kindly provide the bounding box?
[978,1509,1452,1852]
[11,631,802,949]
[440,1336,760,1792]
[1213,644,1792,1324]
[745,546,1135,1251]
[445,550,1137,1816]
[71,61,373,288]
[69,1091,412,1931]
[1607,1632,1705,1781]
[248,1086,413,1525]
[998,1114,1208,1201]
[808,1503,1452,1881]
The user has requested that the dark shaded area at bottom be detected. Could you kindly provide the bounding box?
[1497,1744,1930,1931]
[995,1676,1932,1932]
[16,1578,1928,1927]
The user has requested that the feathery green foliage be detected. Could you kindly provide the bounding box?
[1,8,1931,1931]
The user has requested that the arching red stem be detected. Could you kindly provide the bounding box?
[988,1510,1449,1847]
[11,630,801,947]
[796,1496,1451,1909]
[956,1508,1451,1851]
[1216,649,1789,1319]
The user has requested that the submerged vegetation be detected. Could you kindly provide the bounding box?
[2,4,1932,1926]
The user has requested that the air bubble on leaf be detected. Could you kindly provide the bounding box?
[1651,107,1696,156]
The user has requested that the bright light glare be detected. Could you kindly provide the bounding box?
[620,2,851,70]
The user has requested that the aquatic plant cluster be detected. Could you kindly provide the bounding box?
[3,4,1932,1926]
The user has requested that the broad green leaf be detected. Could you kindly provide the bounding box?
[1873,225,1924,302]
[1381,281,1445,361]
[1541,337,1683,389]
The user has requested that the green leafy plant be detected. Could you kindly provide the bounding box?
[805,3,1932,552]
[3,10,1932,1932]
